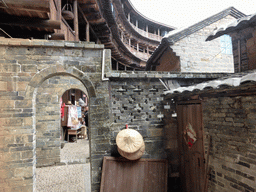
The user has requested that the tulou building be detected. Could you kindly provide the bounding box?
[0,0,256,192]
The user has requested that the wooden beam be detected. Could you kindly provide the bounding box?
[0,0,50,12]
[48,33,65,40]
[89,18,106,24]
[0,15,61,29]
[73,0,79,41]
[78,5,98,42]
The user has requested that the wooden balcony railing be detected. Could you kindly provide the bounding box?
[130,22,162,42]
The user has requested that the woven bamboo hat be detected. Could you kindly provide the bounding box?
[118,141,145,160]
[116,129,144,153]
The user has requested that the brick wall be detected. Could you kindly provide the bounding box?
[171,15,235,73]
[109,79,167,159]
[203,96,256,192]
[163,92,256,191]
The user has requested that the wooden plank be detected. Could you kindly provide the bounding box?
[1,0,50,12]
[100,157,168,192]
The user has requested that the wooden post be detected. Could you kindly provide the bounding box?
[158,28,160,36]
[121,31,124,42]
[136,20,138,28]
[238,40,241,72]
[56,0,61,20]
[86,22,90,42]
[137,43,139,51]
[146,25,148,37]
[128,13,130,22]
[73,0,79,41]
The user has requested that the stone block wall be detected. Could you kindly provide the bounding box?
[203,96,256,192]
[171,15,235,73]
[35,76,88,167]
[0,38,111,191]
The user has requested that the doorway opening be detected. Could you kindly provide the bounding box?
[60,89,90,163]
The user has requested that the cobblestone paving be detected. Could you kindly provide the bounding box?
[36,139,91,192]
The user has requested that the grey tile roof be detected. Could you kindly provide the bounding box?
[206,13,256,41]
[165,7,246,45]
[164,71,256,96]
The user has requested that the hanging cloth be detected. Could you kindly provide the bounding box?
[67,105,80,129]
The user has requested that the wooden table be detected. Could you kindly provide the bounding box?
[67,127,82,142]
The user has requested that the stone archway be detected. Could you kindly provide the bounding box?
[24,65,96,191]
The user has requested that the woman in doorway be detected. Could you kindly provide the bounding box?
[83,106,89,140]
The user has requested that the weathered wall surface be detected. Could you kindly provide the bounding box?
[109,78,166,159]
[171,15,235,73]
[0,38,111,191]
[231,26,256,72]
[0,38,196,192]
[203,96,256,192]
[156,48,180,72]
[163,92,256,191]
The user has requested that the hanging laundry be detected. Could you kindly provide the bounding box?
[67,105,80,129]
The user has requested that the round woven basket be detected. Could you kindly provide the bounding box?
[116,129,144,153]
[117,141,145,160]
[62,4,74,20]
[116,128,145,160]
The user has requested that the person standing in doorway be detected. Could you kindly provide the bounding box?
[84,106,89,139]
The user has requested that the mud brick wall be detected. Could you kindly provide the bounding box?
[203,96,256,192]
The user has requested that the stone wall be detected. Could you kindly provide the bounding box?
[203,96,256,192]
[0,38,111,191]
[171,15,235,73]
[0,38,231,191]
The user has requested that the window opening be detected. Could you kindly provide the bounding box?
[220,34,232,54]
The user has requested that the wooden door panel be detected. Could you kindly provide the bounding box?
[177,102,205,192]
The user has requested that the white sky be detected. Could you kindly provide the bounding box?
[129,0,256,28]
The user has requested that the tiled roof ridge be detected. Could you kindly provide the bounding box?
[164,70,256,96]
[206,12,256,41]
[165,7,246,45]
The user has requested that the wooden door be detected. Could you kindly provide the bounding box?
[100,157,168,192]
[177,101,205,192]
